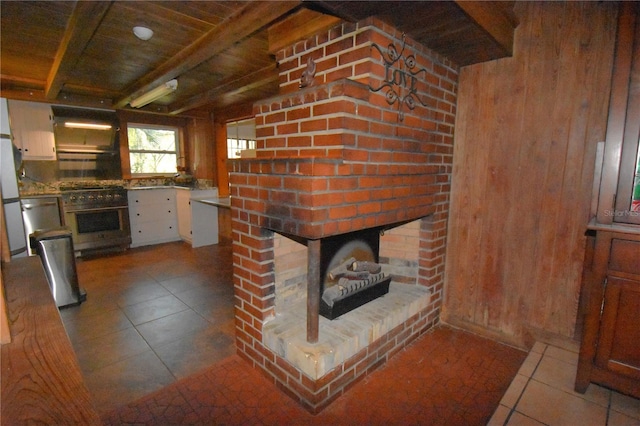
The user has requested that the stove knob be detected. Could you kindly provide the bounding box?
[79,195,86,202]
[88,195,95,201]
[70,195,77,201]
[97,194,104,200]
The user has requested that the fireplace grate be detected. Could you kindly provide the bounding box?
[320,257,391,320]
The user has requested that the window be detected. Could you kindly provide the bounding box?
[127,124,179,175]
[226,118,256,159]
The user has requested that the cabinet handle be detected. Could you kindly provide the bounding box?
[137,213,140,216]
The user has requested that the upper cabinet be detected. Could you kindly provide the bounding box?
[7,100,56,161]
[596,3,640,225]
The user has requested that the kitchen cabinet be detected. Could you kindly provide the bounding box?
[575,228,640,398]
[128,188,179,247]
[176,188,219,247]
[7,100,56,160]
[176,188,192,243]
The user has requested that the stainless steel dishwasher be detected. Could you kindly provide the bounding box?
[20,196,63,255]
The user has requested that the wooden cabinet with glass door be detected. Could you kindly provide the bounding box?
[576,2,640,399]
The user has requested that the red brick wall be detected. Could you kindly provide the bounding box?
[229,18,456,239]
[229,17,457,411]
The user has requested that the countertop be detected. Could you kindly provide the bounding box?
[127,185,181,190]
[20,184,216,197]
[1,257,101,424]
[193,197,231,208]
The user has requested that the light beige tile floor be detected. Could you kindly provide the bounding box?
[489,341,640,426]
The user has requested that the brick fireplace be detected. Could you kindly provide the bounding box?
[229,17,457,412]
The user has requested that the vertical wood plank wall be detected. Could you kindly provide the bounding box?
[443,2,618,348]
[186,116,217,186]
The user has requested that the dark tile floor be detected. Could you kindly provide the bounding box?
[60,240,236,414]
[61,241,640,425]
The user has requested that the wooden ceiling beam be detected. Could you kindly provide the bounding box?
[45,1,112,100]
[169,63,279,115]
[116,0,302,109]
[454,1,519,57]
[268,8,342,54]
[2,88,115,110]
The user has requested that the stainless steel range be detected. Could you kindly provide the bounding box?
[60,185,131,256]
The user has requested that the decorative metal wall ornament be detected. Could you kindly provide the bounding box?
[299,57,317,89]
[369,33,429,121]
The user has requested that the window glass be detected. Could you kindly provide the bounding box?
[127,124,178,175]
[226,118,256,159]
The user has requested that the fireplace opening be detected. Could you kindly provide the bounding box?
[319,228,391,319]
[263,218,435,383]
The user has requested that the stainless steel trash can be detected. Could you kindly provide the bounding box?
[30,228,86,308]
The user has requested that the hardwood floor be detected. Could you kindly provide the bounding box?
[59,240,235,414]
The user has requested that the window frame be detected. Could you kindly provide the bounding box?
[226,118,256,159]
[126,122,180,177]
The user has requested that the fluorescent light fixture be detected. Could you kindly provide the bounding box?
[64,121,112,130]
[130,79,178,108]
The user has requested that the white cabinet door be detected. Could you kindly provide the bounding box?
[7,100,56,160]
[191,201,218,247]
[175,188,192,242]
[191,189,219,248]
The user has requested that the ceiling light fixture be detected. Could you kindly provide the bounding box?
[133,26,154,41]
[129,79,178,108]
[64,121,112,130]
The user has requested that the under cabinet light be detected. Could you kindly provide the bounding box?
[130,79,178,108]
[64,122,112,130]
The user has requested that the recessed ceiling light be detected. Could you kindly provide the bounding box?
[133,26,153,41]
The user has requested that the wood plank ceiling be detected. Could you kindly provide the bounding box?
[0,1,517,118]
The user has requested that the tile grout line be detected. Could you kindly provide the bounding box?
[503,343,549,426]
[604,389,612,426]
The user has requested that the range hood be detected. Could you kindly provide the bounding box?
[52,106,119,156]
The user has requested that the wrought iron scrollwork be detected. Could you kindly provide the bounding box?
[369,34,429,121]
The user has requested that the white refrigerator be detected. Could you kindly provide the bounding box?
[1,97,28,258]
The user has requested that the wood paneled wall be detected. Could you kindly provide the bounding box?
[186,116,216,184]
[443,2,618,348]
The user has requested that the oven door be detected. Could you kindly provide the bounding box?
[64,206,131,253]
